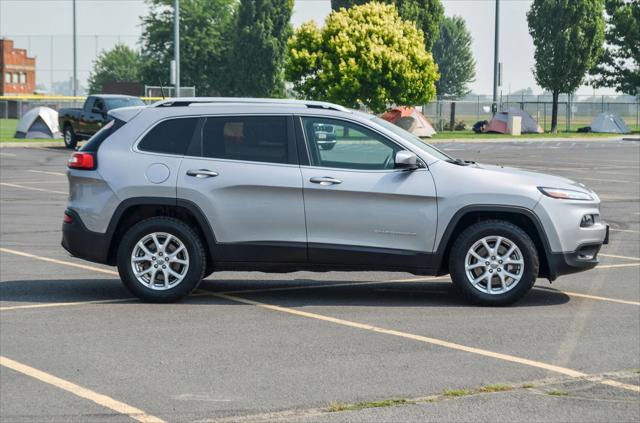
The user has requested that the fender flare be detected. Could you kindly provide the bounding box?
[431,204,555,279]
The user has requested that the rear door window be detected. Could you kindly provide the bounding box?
[200,116,290,164]
[138,117,199,156]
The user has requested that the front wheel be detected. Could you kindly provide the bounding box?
[117,217,206,302]
[63,126,77,149]
[448,220,539,306]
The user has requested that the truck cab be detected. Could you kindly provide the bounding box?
[59,94,145,148]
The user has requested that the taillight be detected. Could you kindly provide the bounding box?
[63,213,73,224]
[68,152,95,170]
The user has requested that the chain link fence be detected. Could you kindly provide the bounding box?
[423,95,639,132]
[2,94,639,133]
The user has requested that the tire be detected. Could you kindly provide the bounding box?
[63,125,78,149]
[117,217,206,302]
[448,220,539,306]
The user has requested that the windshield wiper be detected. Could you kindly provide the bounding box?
[446,158,475,166]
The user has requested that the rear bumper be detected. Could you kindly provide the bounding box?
[61,209,112,265]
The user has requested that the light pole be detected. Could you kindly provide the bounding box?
[174,0,180,97]
[492,0,500,115]
[72,0,77,96]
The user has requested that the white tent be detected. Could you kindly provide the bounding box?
[14,107,61,139]
[485,107,543,134]
[590,112,630,134]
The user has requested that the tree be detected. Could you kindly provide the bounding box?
[286,3,439,113]
[140,0,236,96]
[527,0,605,133]
[432,16,475,97]
[330,0,444,51]
[590,0,639,95]
[228,0,294,97]
[88,44,141,94]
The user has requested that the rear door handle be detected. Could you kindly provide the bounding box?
[186,169,219,178]
[310,176,342,185]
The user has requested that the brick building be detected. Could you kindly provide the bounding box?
[0,39,36,95]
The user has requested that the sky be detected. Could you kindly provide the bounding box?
[0,0,617,96]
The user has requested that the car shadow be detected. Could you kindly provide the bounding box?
[0,278,570,308]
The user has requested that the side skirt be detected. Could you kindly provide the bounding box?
[212,242,436,275]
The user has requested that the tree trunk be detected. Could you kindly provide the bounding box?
[550,90,559,134]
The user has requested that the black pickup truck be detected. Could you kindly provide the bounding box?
[58,94,145,148]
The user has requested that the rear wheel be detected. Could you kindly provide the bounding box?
[117,217,206,302]
[448,220,539,306]
[63,125,77,149]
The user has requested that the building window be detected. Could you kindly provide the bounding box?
[19,73,26,84]
[11,73,19,83]
[4,72,10,83]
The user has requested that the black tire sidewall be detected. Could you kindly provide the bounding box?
[63,126,77,149]
[449,221,539,306]
[117,217,206,302]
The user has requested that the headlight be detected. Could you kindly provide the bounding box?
[538,187,594,201]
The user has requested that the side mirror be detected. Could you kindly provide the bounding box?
[395,150,419,170]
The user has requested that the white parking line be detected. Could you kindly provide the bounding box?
[610,228,640,234]
[0,356,166,423]
[596,263,640,269]
[210,291,640,393]
[27,169,66,177]
[599,253,640,261]
[0,182,67,195]
[0,248,117,275]
[536,287,640,306]
[0,298,135,312]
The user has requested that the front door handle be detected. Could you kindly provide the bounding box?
[186,169,219,178]
[310,176,342,185]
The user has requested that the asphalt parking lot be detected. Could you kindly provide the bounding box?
[1,139,639,423]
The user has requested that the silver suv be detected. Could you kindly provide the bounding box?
[62,98,609,305]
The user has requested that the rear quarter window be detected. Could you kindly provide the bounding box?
[138,117,199,156]
[80,119,125,152]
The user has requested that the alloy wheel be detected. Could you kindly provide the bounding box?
[130,232,190,290]
[464,235,525,295]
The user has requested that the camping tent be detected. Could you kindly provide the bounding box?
[484,107,543,134]
[590,112,630,134]
[14,107,61,139]
[380,107,436,138]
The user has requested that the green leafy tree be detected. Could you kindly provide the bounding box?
[432,16,475,97]
[331,0,444,51]
[140,0,236,96]
[590,0,639,95]
[228,0,294,97]
[87,44,141,94]
[286,2,439,113]
[527,0,605,133]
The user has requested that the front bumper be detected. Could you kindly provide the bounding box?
[547,240,605,279]
[61,208,112,265]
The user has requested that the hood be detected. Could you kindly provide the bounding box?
[471,162,594,194]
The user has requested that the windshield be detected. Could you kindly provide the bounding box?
[104,97,145,111]
[371,116,454,162]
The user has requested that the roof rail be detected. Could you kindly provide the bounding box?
[151,97,351,113]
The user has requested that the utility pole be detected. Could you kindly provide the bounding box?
[492,0,500,115]
[72,0,77,96]
[174,0,180,97]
